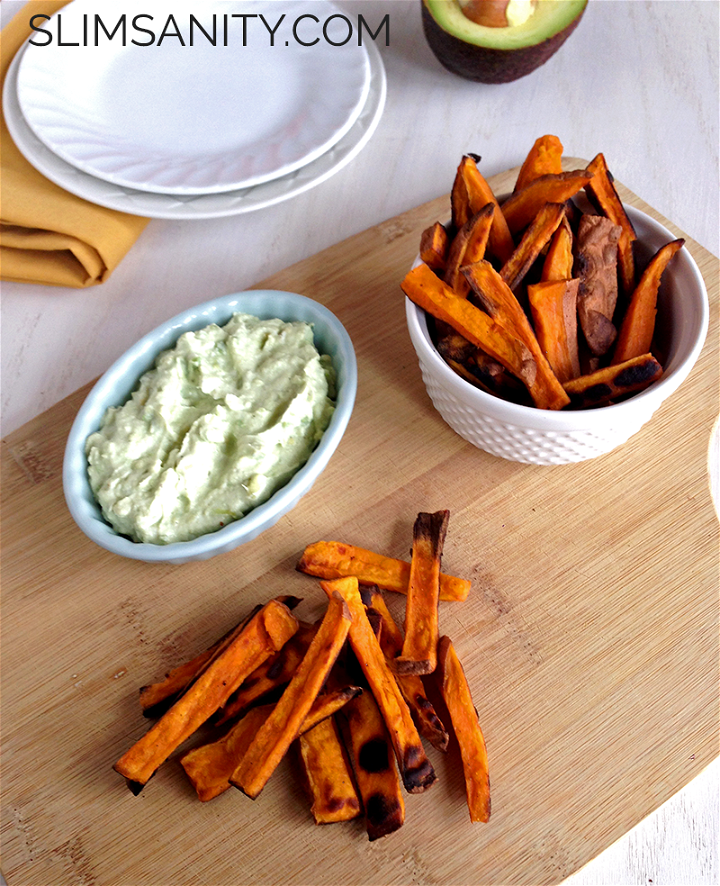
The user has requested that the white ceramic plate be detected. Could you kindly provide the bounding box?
[16,0,370,195]
[4,36,386,219]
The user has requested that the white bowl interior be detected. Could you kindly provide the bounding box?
[63,290,357,563]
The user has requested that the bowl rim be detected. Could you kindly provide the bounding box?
[406,204,709,429]
[62,289,357,562]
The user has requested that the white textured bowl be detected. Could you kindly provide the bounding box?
[64,290,357,563]
[406,206,708,465]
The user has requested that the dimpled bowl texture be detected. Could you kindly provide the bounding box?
[406,205,708,465]
[63,290,357,564]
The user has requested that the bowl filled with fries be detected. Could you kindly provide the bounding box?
[402,140,709,465]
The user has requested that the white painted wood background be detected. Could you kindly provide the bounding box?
[1,1,718,883]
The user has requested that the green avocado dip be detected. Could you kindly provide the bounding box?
[85,313,336,545]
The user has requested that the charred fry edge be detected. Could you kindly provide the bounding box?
[338,670,406,840]
[362,586,449,752]
[563,352,662,409]
[393,510,449,676]
[320,577,437,794]
[297,715,363,824]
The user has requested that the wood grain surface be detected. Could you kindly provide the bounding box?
[1,164,718,886]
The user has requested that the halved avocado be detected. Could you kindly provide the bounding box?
[422,0,588,84]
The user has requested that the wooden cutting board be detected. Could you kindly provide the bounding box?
[1,164,718,886]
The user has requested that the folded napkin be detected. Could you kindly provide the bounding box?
[1,2,149,288]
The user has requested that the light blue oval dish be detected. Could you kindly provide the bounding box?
[63,290,357,564]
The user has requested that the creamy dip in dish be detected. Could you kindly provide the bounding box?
[86,313,336,545]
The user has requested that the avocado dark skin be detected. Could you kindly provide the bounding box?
[421,2,587,84]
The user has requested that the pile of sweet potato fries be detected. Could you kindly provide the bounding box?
[401,136,685,410]
[114,510,490,839]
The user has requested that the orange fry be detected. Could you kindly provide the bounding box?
[214,621,317,726]
[437,636,490,823]
[338,670,405,840]
[181,686,361,802]
[564,353,662,408]
[444,203,495,297]
[541,215,574,282]
[499,201,566,291]
[297,538,470,602]
[420,221,450,272]
[585,152,637,295]
[401,263,541,402]
[320,577,437,794]
[527,279,581,384]
[113,599,299,792]
[452,154,515,263]
[230,593,351,799]
[612,239,684,364]
[298,716,362,824]
[138,604,263,718]
[461,260,570,410]
[500,169,593,234]
[514,134,564,192]
[393,510,449,676]
[363,586,449,752]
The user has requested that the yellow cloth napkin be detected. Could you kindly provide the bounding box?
[1,2,149,287]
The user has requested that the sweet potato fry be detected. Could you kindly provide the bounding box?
[214,621,317,726]
[139,596,302,718]
[527,279,581,383]
[563,353,662,408]
[499,201,566,291]
[363,587,449,752]
[452,154,514,264]
[436,636,490,823]
[612,239,685,365]
[230,593,352,799]
[181,705,270,802]
[575,214,622,357]
[584,152,637,295]
[138,604,264,718]
[181,686,361,802]
[500,169,593,235]
[514,134,564,192]
[113,599,300,792]
[461,260,570,410]
[297,539,471,603]
[443,354,528,403]
[434,328,477,365]
[338,666,406,840]
[541,215,574,282]
[298,716,362,824]
[393,510,449,676]
[320,577,437,794]
[420,221,450,272]
[401,263,543,402]
[443,203,495,296]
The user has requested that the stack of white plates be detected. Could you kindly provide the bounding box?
[4,0,386,219]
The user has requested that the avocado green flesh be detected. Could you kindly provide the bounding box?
[425,0,588,49]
